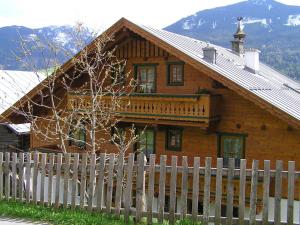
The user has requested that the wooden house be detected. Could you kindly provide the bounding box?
[1,18,300,214]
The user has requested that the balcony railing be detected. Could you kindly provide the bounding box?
[67,93,221,125]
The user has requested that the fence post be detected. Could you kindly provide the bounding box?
[274,160,283,225]
[88,153,96,211]
[215,158,223,225]
[25,152,31,203]
[169,155,178,225]
[115,152,124,217]
[63,153,70,209]
[47,154,54,206]
[158,155,167,224]
[96,153,106,212]
[181,156,189,219]
[106,153,115,214]
[262,160,270,225]
[192,157,200,222]
[147,154,156,225]
[239,159,247,225]
[40,153,46,205]
[226,158,234,225]
[71,153,79,209]
[18,153,24,201]
[79,153,87,209]
[124,153,134,223]
[287,161,295,225]
[32,152,39,204]
[249,160,258,225]
[203,157,212,225]
[136,153,146,223]
[55,153,62,208]
[5,152,10,201]
[11,153,17,200]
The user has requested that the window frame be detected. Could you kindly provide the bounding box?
[135,128,156,157]
[165,127,183,151]
[69,122,86,149]
[133,63,158,93]
[217,132,247,167]
[166,62,185,86]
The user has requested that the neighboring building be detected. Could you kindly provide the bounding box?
[1,18,300,218]
[0,70,44,152]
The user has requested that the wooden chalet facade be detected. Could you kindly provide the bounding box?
[1,18,300,212]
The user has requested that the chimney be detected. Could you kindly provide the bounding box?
[244,49,260,74]
[231,17,246,55]
[203,45,217,64]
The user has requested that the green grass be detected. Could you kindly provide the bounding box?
[0,200,201,225]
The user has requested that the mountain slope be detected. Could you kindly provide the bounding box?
[0,25,93,70]
[165,0,300,80]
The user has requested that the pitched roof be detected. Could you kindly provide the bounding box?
[0,70,45,133]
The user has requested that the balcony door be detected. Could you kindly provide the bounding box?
[136,65,156,93]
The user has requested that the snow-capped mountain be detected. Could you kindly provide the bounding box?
[0,25,93,70]
[165,0,300,80]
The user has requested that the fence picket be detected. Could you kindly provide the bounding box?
[203,157,212,225]
[181,156,189,219]
[79,154,87,209]
[5,152,10,201]
[55,153,62,208]
[25,153,31,203]
[0,152,3,200]
[106,153,115,214]
[71,153,79,209]
[192,157,200,222]
[32,152,38,204]
[215,158,223,225]
[63,153,70,209]
[124,153,134,223]
[262,160,270,225]
[226,158,235,225]
[18,153,24,201]
[115,153,124,217]
[147,154,156,224]
[249,160,258,225]
[88,154,96,211]
[136,153,146,223]
[158,155,167,224]
[96,153,106,212]
[47,154,54,206]
[274,160,283,225]
[11,153,17,200]
[169,156,178,225]
[239,159,246,225]
[287,161,295,225]
[40,153,46,205]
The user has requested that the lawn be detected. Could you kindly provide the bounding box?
[0,200,200,225]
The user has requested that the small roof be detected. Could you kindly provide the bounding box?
[0,70,45,133]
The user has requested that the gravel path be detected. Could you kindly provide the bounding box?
[0,217,49,225]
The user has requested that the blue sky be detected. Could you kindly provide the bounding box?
[0,0,300,30]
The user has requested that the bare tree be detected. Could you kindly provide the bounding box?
[6,23,140,155]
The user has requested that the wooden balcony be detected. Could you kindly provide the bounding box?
[67,93,221,127]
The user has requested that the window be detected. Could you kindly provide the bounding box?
[217,133,246,167]
[167,62,184,86]
[134,64,157,93]
[110,126,126,145]
[166,127,183,151]
[69,122,86,148]
[136,129,155,158]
